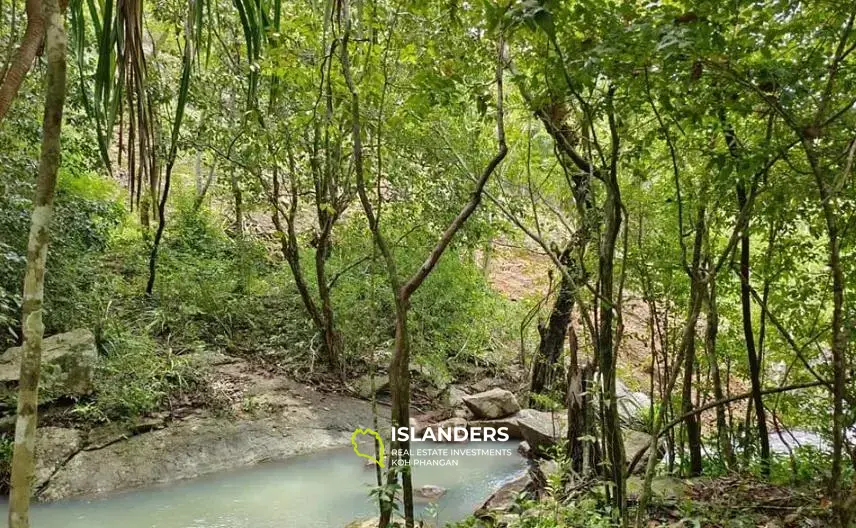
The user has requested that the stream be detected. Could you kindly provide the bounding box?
[19,441,526,528]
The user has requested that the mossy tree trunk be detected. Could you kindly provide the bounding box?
[7,0,67,523]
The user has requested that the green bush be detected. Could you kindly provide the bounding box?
[72,321,199,423]
[327,212,519,375]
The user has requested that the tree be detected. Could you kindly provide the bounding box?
[6,0,67,522]
[340,1,506,523]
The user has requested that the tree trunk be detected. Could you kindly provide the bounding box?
[271,165,342,375]
[680,207,706,477]
[231,169,243,236]
[145,0,193,296]
[7,0,66,522]
[0,0,44,126]
[802,139,848,525]
[736,181,770,476]
[597,170,625,521]
[566,325,583,470]
[636,270,704,525]
[314,228,342,375]
[566,326,597,475]
[680,288,703,476]
[705,272,735,469]
[530,247,574,405]
[340,5,505,524]
[380,297,415,528]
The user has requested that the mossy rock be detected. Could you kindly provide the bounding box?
[0,329,97,401]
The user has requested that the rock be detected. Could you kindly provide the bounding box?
[345,519,377,528]
[469,377,506,394]
[37,415,364,501]
[422,417,468,442]
[186,350,239,368]
[453,408,473,420]
[529,458,560,492]
[34,427,83,491]
[468,415,523,439]
[446,385,468,407]
[415,484,446,501]
[412,410,452,435]
[0,329,97,398]
[462,388,521,419]
[626,475,685,502]
[353,374,389,399]
[86,415,168,450]
[537,458,559,479]
[476,472,533,516]
[409,362,449,390]
[517,410,567,455]
[624,429,657,474]
[469,408,556,440]
[517,441,533,459]
[346,518,385,528]
[616,379,651,429]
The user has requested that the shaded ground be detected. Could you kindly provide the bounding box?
[646,475,831,527]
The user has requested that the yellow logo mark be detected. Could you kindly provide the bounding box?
[351,428,385,468]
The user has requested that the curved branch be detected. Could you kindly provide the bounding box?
[0,0,44,125]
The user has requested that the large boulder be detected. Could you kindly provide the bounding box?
[0,329,97,399]
[462,388,520,419]
[517,410,567,455]
[469,408,556,440]
[476,472,533,517]
[616,379,651,429]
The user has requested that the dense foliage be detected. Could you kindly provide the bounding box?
[2,0,856,526]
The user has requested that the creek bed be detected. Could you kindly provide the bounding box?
[16,440,526,527]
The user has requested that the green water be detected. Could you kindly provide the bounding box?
[21,441,525,527]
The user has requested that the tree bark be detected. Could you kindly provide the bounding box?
[269,160,342,375]
[7,0,66,522]
[231,169,243,236]
[803,138,849,524]
[736,180,770,476]
[314,224,342,375]
[0,0,44,126]
[566,326,597,475]
[680,207,706,476]
[145,0,193,295]
[530,247,574,405]
[597,88,626,522]
[705,272,735,469]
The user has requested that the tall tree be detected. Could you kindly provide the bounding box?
[6,0,67,522]
[340,1,507,523]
